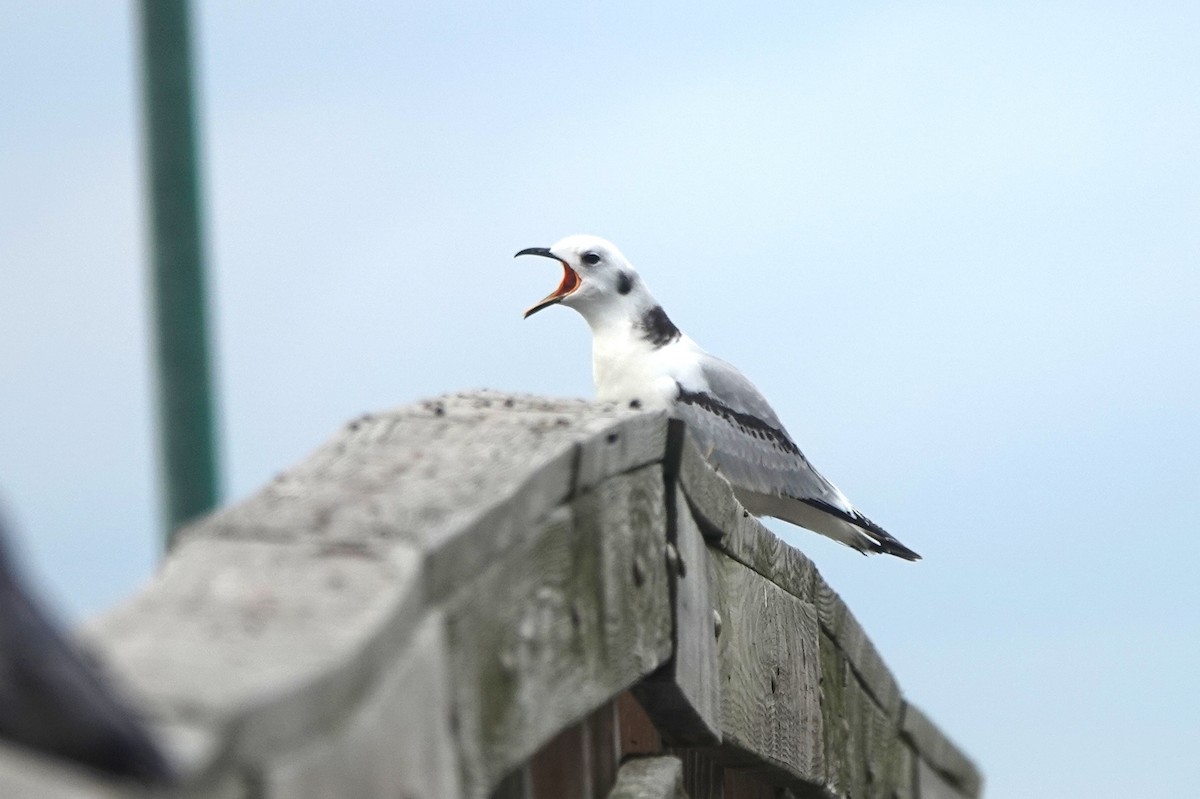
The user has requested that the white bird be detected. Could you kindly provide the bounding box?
[517,234,919,561]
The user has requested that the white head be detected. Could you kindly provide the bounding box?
[515,234,653,327]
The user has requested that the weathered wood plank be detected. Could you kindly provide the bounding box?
[634,489,722,745]
[15,392,982,799]
[900,705,982,798]
[678,421,902,721]
[676,434,817,607]
[401,391,670,497]
[709,551,824,787]
[444,466,673,798]
[194,411,564,550]
[186,392,665,608]
[818,630,905,799]
[818,631,849,798]
[815,575,902,719]
[842,669,896,799]
[85,538,424,773]
[609,756,690,799]
[894,742,917,799]
[408,390,620,419]
[261,614,460,799]
[576,410,670,495]
[913,757,972,799]
[676,432,746,546]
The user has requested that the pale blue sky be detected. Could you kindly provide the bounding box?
[2,2,1198,796]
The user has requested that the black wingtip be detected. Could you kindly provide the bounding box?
[799,498,921,562]
[871,539,922,562]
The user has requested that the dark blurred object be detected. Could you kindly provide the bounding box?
[0,516,173,782]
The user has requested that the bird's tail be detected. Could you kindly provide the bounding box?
[801,498,921,561]
[738,490,921,561]
[863,529,921,561]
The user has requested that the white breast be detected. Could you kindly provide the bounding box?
[591,330,704,412]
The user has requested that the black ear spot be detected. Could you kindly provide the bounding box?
[616,271,633,295]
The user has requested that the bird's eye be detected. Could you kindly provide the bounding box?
[582,251,601,265]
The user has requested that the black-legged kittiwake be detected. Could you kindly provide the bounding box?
[516,234,920,561]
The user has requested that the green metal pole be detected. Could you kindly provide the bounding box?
[137,0,218,546]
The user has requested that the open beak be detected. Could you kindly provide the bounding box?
[515,247,582,318]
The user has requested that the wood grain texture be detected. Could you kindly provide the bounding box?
[900,705,982,798]
[608,756,690,799]
[817,631,905,799]
[444,467,673,798]
[634,490,722,745]
[677,434,817,607]
[815,575,902,719]
[679,428,903,724]
[709,551,825,787]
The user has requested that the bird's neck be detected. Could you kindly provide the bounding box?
[581,289,689,408]
[574,288,660,339]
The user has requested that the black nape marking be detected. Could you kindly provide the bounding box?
[629,398,642,409]
[638,306,681,348]
[676,386,803,457]
[616,271,634,295]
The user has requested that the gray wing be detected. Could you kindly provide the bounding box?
[673,354,849,510]
[673,355,921,560]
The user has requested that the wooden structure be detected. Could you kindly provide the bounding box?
[0,391,981,798]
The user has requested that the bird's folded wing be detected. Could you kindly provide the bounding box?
[674,355,853,513]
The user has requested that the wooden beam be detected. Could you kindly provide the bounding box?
[443,467,672,797]
[633,488,722,745]
[709,550,825,788]
[901,704,983,798]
